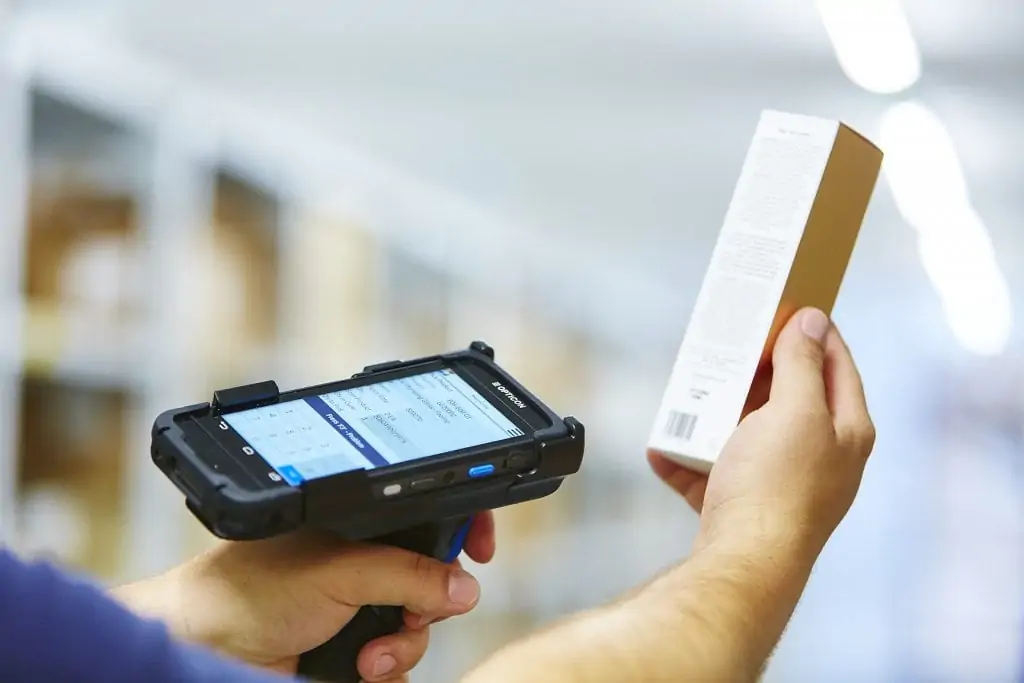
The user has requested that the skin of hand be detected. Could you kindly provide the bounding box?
[462,307,876,683]
[113,512,496,683]
[649,306,876,558]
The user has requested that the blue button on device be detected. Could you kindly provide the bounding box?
[467,464,496,478]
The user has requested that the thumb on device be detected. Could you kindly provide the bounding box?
[325,544,481,618]
[768,307,831,407]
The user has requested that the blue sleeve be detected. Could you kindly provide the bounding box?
[0,548,298,683]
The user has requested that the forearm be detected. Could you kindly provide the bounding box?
[463,533,816,683]
[629,533,815,681]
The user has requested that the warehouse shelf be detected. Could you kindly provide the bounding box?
[274,204,385,388]
[15,376,130,578]
[0,9,678,593]
[20,300,146,390]
[0,38,30,543]
[187,170,284,394]
[7,10,684,358]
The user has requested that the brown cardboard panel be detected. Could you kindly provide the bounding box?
[284,210,379,381]
[211,175,280,343]
[770,125,883,350]
[24,189,140,314]
[17,378,128,579]
[191,175,282,391]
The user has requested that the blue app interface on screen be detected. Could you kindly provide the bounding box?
[222,368,525,485]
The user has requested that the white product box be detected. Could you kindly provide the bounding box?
[647,110,883,473]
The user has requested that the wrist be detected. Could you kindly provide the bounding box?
[112,562,230,651]
[111,569,190,638]
[693,506,823,570]
[166,557,237,652]
[624,513,820,683]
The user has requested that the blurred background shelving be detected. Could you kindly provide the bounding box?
[2,3,1024,682]
[16,376,128,577]
[23,92,147,388]
[0,8,656,593]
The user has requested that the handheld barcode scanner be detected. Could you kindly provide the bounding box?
[150,341,585,683]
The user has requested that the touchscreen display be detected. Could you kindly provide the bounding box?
[222,368,525,485]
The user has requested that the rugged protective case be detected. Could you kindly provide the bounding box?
[151,341,585,542]
[150,341,586,683]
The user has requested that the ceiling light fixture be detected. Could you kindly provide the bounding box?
[879,101,970,231]
[815,0,921,95]
[881,100,1013,356]
[917,223,1013,357]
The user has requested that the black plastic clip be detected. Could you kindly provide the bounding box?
[211,380,280,412]
[360,360,404,376]
[469,341,494,359]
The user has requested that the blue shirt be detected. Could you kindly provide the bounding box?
[0,548,296,683]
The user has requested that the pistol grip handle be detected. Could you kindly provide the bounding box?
[295,516,472,682]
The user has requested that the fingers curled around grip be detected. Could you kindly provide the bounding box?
[357,626,428,682]
[323,544,481,618]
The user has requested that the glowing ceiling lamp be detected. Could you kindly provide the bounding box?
[879,101,971,231]
[882,100,1013,356]
[917,222,1013,357]
[815,0,921,95]
[819,0,1012,355]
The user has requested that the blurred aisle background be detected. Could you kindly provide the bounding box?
[1,1,1023,681]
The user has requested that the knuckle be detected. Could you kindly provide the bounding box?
[411,553,437,582]
[795,339,825,366]
[858,417,877,455]
[840,414,876,458]
[410,554,446,602]
[402,627,430,662]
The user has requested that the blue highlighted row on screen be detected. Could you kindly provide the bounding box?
[269,394,392,486]
[303,396,390,468]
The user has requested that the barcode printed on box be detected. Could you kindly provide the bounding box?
[664,411,698,441]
